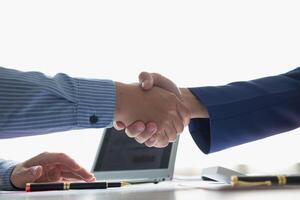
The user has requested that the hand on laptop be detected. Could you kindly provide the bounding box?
[10,152,95,189]
[114,81,190,148]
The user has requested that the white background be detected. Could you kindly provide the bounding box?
[0,0,299,175]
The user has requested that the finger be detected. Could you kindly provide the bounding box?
[13,165,43,188]
[60,165,95,182]
[154,131,169,148]
[29,152,82,171]
[71,167,95,181]
[61,171,83,181]
[145,134,159,147]
[125,121,146,138]
[163,121,177,143]
[169,118,181,142]
[113,121,126,130]
[134,122,157,144]
[172,115,184,137]
[61,171,96,182]
[139,71,154,90]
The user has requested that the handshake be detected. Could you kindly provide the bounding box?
[10,72,209,190]
[113,72,208,148]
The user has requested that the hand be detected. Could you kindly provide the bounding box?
[114,72,188,147]
[115,72,208,147]
[10,152,95,189]
[114,81,190,148]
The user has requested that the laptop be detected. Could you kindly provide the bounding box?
[91,127,179,183]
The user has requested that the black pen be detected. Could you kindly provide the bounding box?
[231,175,300,187]
[25,181,130,192]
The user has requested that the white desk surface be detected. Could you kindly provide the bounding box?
[1,181,300,200]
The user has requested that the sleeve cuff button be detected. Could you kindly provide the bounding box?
[89,115,98,124]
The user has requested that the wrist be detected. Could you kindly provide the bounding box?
[115,82,141,123]
[9,165,21,190]
[114,82,126,122]
[180,88,208,118]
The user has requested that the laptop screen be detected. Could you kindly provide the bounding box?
[93,128,173,172]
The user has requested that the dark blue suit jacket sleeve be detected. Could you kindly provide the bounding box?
[188,67,300,154]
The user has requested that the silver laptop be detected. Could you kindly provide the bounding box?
[92,127,179,183]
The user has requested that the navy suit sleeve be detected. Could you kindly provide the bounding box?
[188,67,300,154]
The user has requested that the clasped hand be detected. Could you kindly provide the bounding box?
[114,72,191,148]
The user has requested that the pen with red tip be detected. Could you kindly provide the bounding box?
[25,181,130,192]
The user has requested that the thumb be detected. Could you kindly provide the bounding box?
[139,71,181,98]
[139,71,154,90]
[151,73,181,98]
[18,166,43,188]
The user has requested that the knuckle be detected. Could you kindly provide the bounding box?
[57,152,68,158]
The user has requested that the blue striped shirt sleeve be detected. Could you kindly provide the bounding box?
[0,66,116,190]
[0,66,116,138]
[0,159,18,191]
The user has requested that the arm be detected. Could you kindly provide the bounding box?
[124,68,300,153]
[0,66,115,138]
[188,67,300,153]
[0,67,189,141]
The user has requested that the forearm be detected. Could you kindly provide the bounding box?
[188,67,300,153]
[0,67,115,139]
[0,159,18,191]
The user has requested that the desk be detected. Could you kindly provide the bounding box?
[1,181,300,200]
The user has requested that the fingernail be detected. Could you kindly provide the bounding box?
[143,80,149,88]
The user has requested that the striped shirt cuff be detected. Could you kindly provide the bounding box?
[0,160,18,191]
[75,78,116,128]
